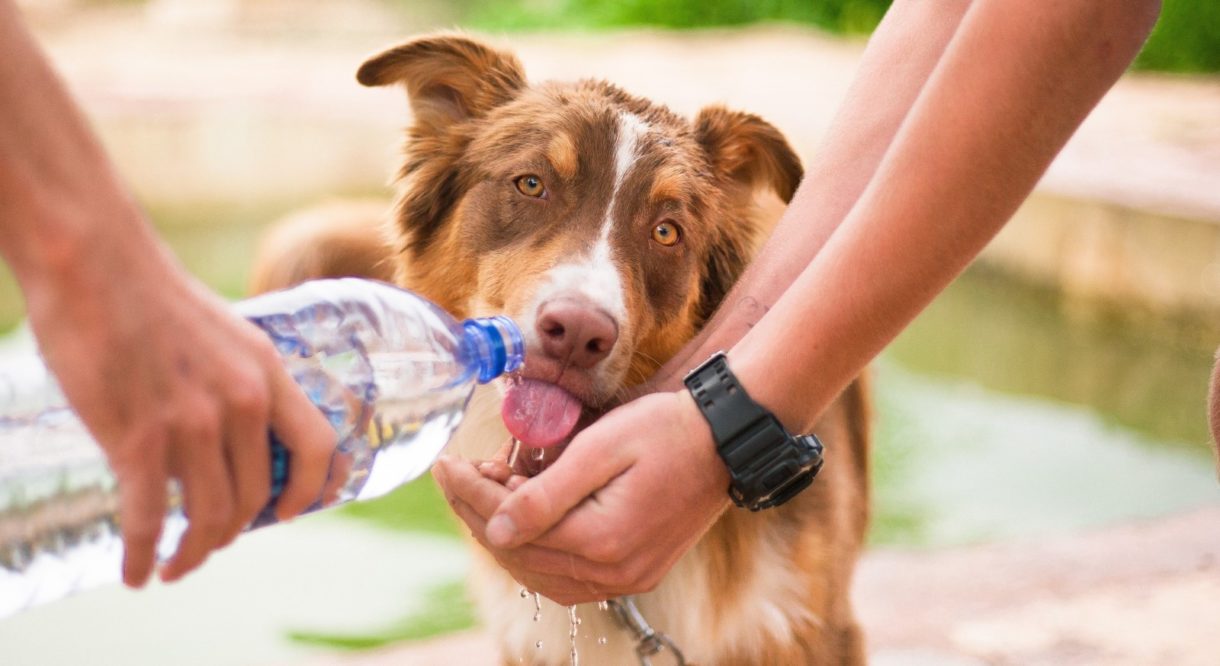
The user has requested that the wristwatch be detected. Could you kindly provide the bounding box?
[683,351,823,511]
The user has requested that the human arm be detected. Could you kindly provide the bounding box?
[435,0,1162,604]
[0,1,335,585]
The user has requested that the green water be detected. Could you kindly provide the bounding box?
[875,267,1220,547]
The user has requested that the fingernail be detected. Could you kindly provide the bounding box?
[487,514,518,547]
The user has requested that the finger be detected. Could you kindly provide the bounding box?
[492,437,516,463]
[439,457,511,521]
[161,410,233,582]
[115,453,168,588]
[319,451,353,507]
[448,496,610,604]
[442,463,626,581]
[267,369,335,521]
[486,427,628,549]
[478,459,513,484]
[220,386,271,545]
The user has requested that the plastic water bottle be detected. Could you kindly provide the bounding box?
[0,278,523,618]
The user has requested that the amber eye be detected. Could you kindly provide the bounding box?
[514,174,546,198]
[651,221,682,247]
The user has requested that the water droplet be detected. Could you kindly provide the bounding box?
[597,600,609,612]
[533,591,542,621]
[567,605,580,665]
[597,637,608,645]
[533,611,542,622]
[535,640,543,649]
[507,438,521,468]
[519,587,529,598]
[532,447,546,461]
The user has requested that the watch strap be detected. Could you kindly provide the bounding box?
[684,351,824,510]
[683,351,772,446]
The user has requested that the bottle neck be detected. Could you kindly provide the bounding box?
[462,316,525,383]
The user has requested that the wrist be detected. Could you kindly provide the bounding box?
[682,351,824,510]
[13,198,178,325]
[673,388,732,497]
[725,344,807,434]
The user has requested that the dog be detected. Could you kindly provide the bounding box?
[251,33,871,665]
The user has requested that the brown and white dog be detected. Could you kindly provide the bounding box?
[251,34,870,666]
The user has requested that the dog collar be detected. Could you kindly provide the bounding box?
[683,351,824,511]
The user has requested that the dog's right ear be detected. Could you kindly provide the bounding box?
[357,34,526,134]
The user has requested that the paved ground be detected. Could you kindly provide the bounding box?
[299,508,1219,665]
[21,4,1220,663]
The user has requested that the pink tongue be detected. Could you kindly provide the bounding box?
[501,379,583,448]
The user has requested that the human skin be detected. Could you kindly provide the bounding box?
[0,2,335,586]
[434,0,1163,605]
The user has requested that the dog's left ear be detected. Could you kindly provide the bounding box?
[356,34,526,135]
[694,105,803,203]
[692,106,803,323]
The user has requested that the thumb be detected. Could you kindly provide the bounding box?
[486,423,627,548]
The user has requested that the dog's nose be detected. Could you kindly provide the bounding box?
[536,299,618,369]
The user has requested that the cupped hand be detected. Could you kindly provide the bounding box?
[22,233,335,587]
[433,389,729,606]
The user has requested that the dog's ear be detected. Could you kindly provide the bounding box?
[694,105,803,203]
[357,35,525,261]
[692,106,802,323]
[357,34,526,133]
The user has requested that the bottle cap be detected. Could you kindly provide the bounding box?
[463,316,525,383]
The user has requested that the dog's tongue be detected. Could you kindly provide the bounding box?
[501,379,583,448]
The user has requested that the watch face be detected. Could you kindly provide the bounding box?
[746,434,823,510]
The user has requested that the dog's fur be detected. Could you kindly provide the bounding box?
[251,34,870,665]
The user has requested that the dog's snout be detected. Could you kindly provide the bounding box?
[536,299,618,369]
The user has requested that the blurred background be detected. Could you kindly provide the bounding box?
[1,0,1218,664]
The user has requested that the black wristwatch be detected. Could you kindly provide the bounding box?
[683,351,824,511]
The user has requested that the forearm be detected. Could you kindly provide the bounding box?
[651,0,972,388]
[0,1,156,287]
[732,0,1161,433]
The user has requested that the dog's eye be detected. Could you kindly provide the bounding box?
[514,174,546,198]
[651,221,682,247]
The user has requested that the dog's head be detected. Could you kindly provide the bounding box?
[360,34,801,451]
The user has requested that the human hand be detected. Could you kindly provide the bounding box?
[21,228,335,587]
[433,389,729,605]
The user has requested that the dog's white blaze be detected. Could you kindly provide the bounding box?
[601,112,650,241]
[519,112,648,349]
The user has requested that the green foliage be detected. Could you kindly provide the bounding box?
[334,474,462,537]
[1135,0,1220,73]
[466,0,890,34]
[458,0,1220,74]
[287,580,475,649]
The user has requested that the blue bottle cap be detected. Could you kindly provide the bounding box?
[463,316,525,383]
